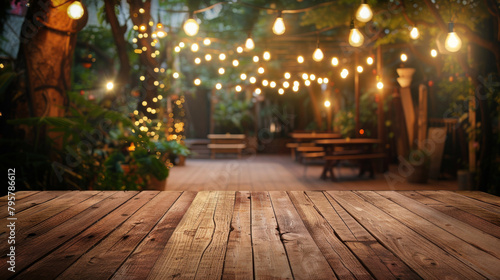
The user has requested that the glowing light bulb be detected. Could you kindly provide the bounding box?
[270,81,277,88]
[377,81,384,89]
[305,80,311,86]
[367,57,374,65]
[284,72,291,79]
[341,69,349,79]
[194,57,201,64]
[410,26,420,39]
[349,21,364,47]
[278,88,284,95]
[400,53,408,62]
[357,66,364,73]
[255,88,262,95]
[235,85,242,92]
[245,37,255,50]
[249,77,257,84]
[215,83,222,90]
[263,51,271,61]
[174,46,181,52]
[262,80,269,86]
[293,86,299,92]
[194,78,201,85]
[258,67,265,74]
[155,23,167,38]
[253,56,259,63]
[240,73,247,80]
[445,23,462,52]
[302,73,308,80]
[183,18,199,36]
[173,72,179,79]
[283,81,290,88]
[272,12,286,35]
[318,78,323,84]
[205,54,212,61]
[191,43,199,52]
[232,59,239,67]
[203,38,211,46]
[297,56,304,63]
[310,74,316,81]
[67,1,84,20]
[324,100,331,108]
[331,57,339,66]
[219,53,226,61]
[355,3,373,23]
[179,42,185,48]
[106,81,114,90]
[430,49,438,57]
[313,47,324,62]
[237,46,244,53]
[218,68,225,75]
[323,78,329,83]
[293,81,299,87]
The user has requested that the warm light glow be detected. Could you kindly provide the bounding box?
[249,77,257,84]
[142,101,147,106]
[284,72,291,79]
[349,27,364,47]
[270,81,277,88]
[235,85,242,92]
[237,46,244,53]
[323,78,329,84]
[400,53,408,62]
[445,29,462,52]
[215,83,222,90]
[410,26,420,39]
[357,66,364,73]
[139,8,145,14]
[331,57,339,66]
[155,23,167,38]
[218,67,225,75]
[318,78,323,84]
[430,49,438,57]
[194,57,201,64]
[183,18,199,36]
[240,73,247,80]
[253,56,259,63]
[179,42,185,48]
[367,56,374,65]
[219,53,226,60]
[313,48,324,62]
[272,14,286,35]
[278,88,284,95]
[355,3,373,23]
[341,69,349,79]
[203,38,211,46]
[324,100,331,108]
[67,1,84,20]
[293,81,299,87]
[255,88,262,95]
[106,81,114,90]
[140,76,145,81]
[245,37,255,50]
[283,81,290,88]
[310,74,316,81]
[263,51,271,61]
[205,54,212,61]
[232,59,239,67]
[297,56,304,63]
[293,86,299,92]
[258,67,265,74]
[194,78,201,85]
[262,80,269,86]
[377,81,384,89]
[305,80,311,86]
[302,73,308,80]
[191,43,199,52]
[173,72,179,79]
[174,46,181,52]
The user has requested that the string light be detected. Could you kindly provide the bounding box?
[270,81,277,88]
[253,56,259,62]
[283,81,290,88]
[240,73,247,80]
[377,81,384,89]
[194,57,201,64]
[237,46,244,53]
[284,72,291,79]
[262,80,269,86]
[367,56,374,65]
[203,38,211,46]
[194,78,201,85]
[317,78,323,84]
[278,88,284,95]
[272,11,286,35]
[323,78,329,83]
[297,56,304,63]
[106,81,114,90]
[218,67,225,75]
[292,86,299,92]
[302,73,308,80]
[355,1,373,22]
[219,53,226,60]
[67,1,84,20]
[357,66,364,73]
[155,23,167,38]
[255,88,262,95]
[410,26,420,39]
[341,69,349,78]
[215,83,222,90]
[232,59,239,67]
[349,20,364,47]
[179,42,185,48]
[235,85,242,92]
[430,49,438,57]
[245,36,255,50]
[183,17,199,36]
[249,77,257,84]
[258,67,265,74]
[324,100,331,108]
[263,51,271,61]
[305,80,311,86]
[445,22,462,52]
[400,53,408,62]
[191,43,199,52]
[205,54,212,61]
[310,74,316,81]
[331,57,339,66]
[174,46,181,52]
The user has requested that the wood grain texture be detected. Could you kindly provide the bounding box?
[0,191,67,218]
[456,191,500,207]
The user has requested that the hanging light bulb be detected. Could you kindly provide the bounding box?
[232,59,239,67]
[400,53,408,62]
[194,78,201,86]
[312,38,324,62]
[215,83,222,90]
[284,72,291,79]
[355,1,373,23]
[341,69,349,79]
[377,81,384,89]
[270,81,277,88]
[240,73,247,80]
[302,73,308,80]
[366,56,374,65]
[155,23,167,38]
[349,20,364,47]
[297,56,304,63]
[305,80,311,86]
[67,1,84,20]
[357,66,364,73]
[191,43,199,52]
[445,22,462,53]
[258,67,265,74]
[236,46,244,53]
[410,26,420,40]
[272,11,286,35]
[430,49,438,58]
[263,51,271,61]
[331,57,339,66]
[245,36,255,50]
[253,56,259,62]
[183,16,199,37]
[219,53,226,60]
[205,54,212,61]
[235,85,242,92]
[203,38,211,46]
[310,74,316,81]
[249,77,257,84]
[278,88,284,95]
[194,57,201,64]
[324,100,331,108]
[218,67,225,75]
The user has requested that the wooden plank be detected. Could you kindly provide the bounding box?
[289,191,370,279]
[222,191,252,280]
[112,192,196,280]
[418,191,500,226]
[56,191,182,280]
[195,191,236,279]
[346,241,422,280]
[0,191,100,238]
[14,191,160,280]
[269,191,337,279]
[327,191,485,280]
[146,191,218,279]
[398,191,441,205]
[251,191,293,279]
[0,191,39,203]
[456,191,500,207]
[319,191,375,242]
[379,191,500,259]
[0,191,137,279]
[0,191,67,218]
[356,191,500,279]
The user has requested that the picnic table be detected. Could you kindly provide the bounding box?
[287,132,341,160]
[207,134,246,159]
[315,138,384,180]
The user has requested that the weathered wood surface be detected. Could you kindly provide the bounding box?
[2,190,499,279]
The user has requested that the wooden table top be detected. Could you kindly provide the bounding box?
[315,138,381,145]
[1,190,499,279]
[289,132,341,140]
[207,134,245,139]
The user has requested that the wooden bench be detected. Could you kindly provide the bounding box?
[323,152,385,181]
[207,134,246,159]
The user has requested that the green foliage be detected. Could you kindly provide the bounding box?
[213,90,254,133]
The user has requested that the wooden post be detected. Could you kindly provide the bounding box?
[354,51,360,136]
[417,84,428,148]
